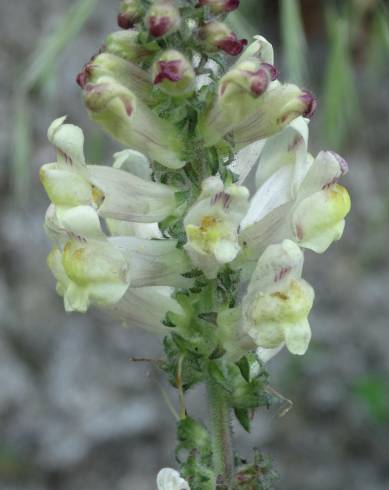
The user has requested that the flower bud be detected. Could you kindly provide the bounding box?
[152,50,195,96]
[199,58,278,146]
[105,31,157,64]
[199,21,247,55]
[83,77,185,169]
[145,2,181,38]
[220,58,277,99]
[77,52,152,103]
[232,85,317,148]
[197,0,240,14]
[117,0,143,29]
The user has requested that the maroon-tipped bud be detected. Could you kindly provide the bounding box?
[154,60,182,84]
[199,22,247,56]
[300,90,317,118]
[328,151,349,175]
[148,16,172,37]
[152,50,195,96]
[117,0,142,29]
[117,12,135,29]
[197,0,240,13]
[261,62,278,81]
[249,63,278,96]
[145,3,181,38]
[76,63,94,88]
[216,34,247,55]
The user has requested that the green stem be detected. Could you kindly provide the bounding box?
[207,376,235,488]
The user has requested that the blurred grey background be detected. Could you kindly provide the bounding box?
[1,0,389,489]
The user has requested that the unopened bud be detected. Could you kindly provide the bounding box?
[83,77,185,169]
[145,2,181,38]
[199,21,247,55]
[232,85,319,148]
[105,31,157,63]
[219,59,278,99]
[197,0,240,14]
[77,52,152,103]
[199,59,279,146]
[152,50,195,96]
[117,0,143,29]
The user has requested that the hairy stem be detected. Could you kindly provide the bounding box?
[207,376,235,488]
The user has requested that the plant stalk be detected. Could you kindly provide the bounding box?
[207,376,235,488]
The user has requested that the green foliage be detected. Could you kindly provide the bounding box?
[353,374,389,424]
[234,450,278,490]
[280,0,308,85]
[11,0,98,204]
[322,7,360,149]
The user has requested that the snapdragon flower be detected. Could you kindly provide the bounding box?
[242,240,314,356]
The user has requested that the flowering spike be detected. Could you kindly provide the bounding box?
[41,1,352,480]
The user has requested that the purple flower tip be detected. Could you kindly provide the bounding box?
[76,63,93,89]
[300,90,317,118]
[117,13,135,29]
[225,0,240,12]
[154,60,182,84]
[261,62,278,81]
[148,16,171,38]
[216,35,247,56]
[328,151,349,175]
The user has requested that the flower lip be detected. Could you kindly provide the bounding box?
[300,89,317,118]
[216,34,248,55]
[148,16,172,37]
[154,60,182,84]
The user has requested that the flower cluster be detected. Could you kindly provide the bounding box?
[40,0,350,486]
